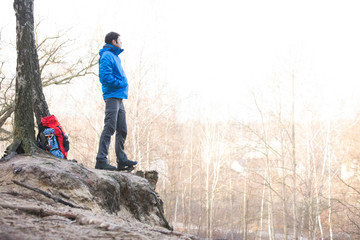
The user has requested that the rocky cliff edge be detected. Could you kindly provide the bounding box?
[0,154,197,240]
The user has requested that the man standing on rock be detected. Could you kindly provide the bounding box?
[95,32,137,171]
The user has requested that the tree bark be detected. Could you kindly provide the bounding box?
[33,69,50,125]
[13,0,37,153]
[31,14,50,124]
[12,0,50,154]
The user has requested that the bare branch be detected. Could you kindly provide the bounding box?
[41,52,98,87]
[337,174,360,195]
[0,21,98,135]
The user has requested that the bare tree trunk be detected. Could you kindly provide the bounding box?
[282,158,288,240]
[12,0,37,153]
[267,186,276,240]
[251,91,275,240]
[187,123,194,234]
[131,75,140,167]
[325,120,333,240]
[315,173,324,240]
[10,0,51,155]
[267,165,275,240]
[132,117,139,167]
[229,172,234,240]
[318,124,329,240]
[306,117,324,240]
[306,122,315,240]
[299,203,306,239]
[205,145,210,239]
[182,184,186,231]
[259,172,267,240]
[33,63,50,124]
[146,127,151,169]
[174,194,178,225]
[291,71,298,240]
[280,122,288,240]
[242,165,248,240]
[201,120,211,239]
[210,133,222,239]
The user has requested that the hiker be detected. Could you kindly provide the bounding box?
[95,32,137,171]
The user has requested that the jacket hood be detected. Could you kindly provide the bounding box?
[99,44,124,57]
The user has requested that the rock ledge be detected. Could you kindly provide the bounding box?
[0,154,197,240]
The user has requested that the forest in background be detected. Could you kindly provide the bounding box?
[1,23,360,240]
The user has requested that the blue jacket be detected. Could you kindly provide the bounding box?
[99,44,128,99]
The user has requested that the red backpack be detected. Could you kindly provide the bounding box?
[37,115,69,158]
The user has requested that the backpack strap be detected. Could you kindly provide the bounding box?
[36,123,50,151]
[57,125,70,153]
[57,125,65,137]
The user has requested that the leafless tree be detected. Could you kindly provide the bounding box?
[0,20,98,145]
[10,0,40,153]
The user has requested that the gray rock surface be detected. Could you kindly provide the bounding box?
[0,154,197,240]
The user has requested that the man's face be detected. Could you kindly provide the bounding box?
[112,36,122,49]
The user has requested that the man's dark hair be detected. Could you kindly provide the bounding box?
[105,32,120,45]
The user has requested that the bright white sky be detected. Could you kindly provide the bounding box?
[1,0,360,121]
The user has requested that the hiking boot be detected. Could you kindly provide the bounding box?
[95,161,117,171]
[117,165,135,172]
[117,159,137,169]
